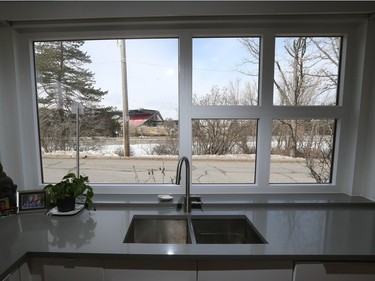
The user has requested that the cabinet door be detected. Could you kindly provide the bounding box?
[293,263,375,281]
[105,269,195,281]
[2,269,20,281]
[18,262,32,281]
[198,269,293,281]
[103,258,196,281]
[198,260,293,281]
[42,258,103,281]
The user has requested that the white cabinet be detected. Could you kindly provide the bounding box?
[198,270,293,281]
[19,257,375,281]
[18,262,32,281]
[197,260,293,281]
[37,258,103,281]
[2,269,20,281]
[103,259,196,281]
[2,262,32,281]
[105,269,195,281]
[293,262,375,281]
[21,257,295,281]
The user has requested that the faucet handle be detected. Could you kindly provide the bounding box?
[190,195,203,211]
[189,194,201,202]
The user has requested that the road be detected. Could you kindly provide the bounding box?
[41,156,316,184]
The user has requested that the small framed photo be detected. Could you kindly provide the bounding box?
[0,197,10,210]
[1,197,17,216]
[18,190,47,213]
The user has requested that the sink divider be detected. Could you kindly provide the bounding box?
[186,217,197,244]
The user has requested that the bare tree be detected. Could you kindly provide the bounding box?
[310,37,341,97]
[274,37,324,157]
[193,79,258,106]
[39,108,75,152]
[301,119,335,183]
[237,37,260,77]
[193,81,257,156]
[152,118,179,155]
[239,37,340,182]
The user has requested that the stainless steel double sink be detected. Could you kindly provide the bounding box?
[124,215,267,244]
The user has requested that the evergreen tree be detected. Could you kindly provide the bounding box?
[34,41,108,152]
[35,41,107,110]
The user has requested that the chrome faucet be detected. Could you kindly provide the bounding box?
[175,156,191,212]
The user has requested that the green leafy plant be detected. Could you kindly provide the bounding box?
[44,173,95,210]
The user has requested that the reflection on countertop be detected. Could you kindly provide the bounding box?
[47,211,97,249]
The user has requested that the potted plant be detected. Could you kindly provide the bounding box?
[44,173,95,212]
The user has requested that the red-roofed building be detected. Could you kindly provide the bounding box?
[128,109,163,127]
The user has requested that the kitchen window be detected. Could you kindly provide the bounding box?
[192,37,260,106]
[31,26,345,189]
[274,37,341,106]
[34,38,179,184]
[192,119,258,184]
[270,119,336,184]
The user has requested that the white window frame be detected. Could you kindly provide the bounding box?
[11,15,366,195]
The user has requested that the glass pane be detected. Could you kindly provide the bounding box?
[274,37,341,106]
[34,39,178,184]
[270,119,335,183]
[193,37,259,106]
[192,119,257,184]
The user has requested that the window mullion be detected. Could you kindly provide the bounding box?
[256,32,275,187]
[178,32,193,159]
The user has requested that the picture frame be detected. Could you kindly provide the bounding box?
[0,197,17,216]
[0,197,10,210]
[18,190,47,213]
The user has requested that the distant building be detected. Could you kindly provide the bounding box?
[128,108,163,127]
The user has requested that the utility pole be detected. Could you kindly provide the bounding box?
[71,102,84,177]
[120,40,130,157]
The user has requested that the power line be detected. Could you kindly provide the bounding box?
[89,59,239,73]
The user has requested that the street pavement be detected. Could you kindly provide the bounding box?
[41,157,315,184]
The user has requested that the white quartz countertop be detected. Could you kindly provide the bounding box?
[1,193,375,279]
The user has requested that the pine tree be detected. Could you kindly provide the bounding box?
[35,41,107,110]
[34,41,108,152]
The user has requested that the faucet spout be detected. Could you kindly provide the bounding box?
[176,156,191,212]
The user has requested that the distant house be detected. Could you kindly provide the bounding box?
[128,108,163,127]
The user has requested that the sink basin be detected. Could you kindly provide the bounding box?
[124,215,266,244]
[191,216,266,244]
[124,216,191,244]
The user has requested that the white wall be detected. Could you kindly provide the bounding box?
[359,17,375,200]
[0,26,24,185]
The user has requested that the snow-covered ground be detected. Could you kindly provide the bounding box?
[42,144,305,162]
[43,144,157,158]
